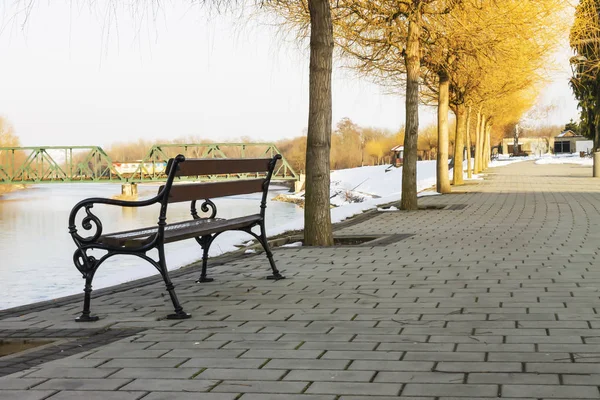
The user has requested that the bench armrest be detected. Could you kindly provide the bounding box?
[68,194,162,244]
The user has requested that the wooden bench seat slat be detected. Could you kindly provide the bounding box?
[161,179,265,203]
[98,218,224,247]
[164,214,261,243]
[98,215,261,248]
[175,158,272,177]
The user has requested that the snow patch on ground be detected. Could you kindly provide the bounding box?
[416,191,441,197]
[281,242,303,248]
[535,154,593,166]
[377,206,399,212]
[488,155,535,168]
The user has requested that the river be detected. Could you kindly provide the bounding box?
[0,183,303,310]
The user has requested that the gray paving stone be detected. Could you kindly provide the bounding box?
[299,342,376,351]
[119,378,218,392]
[26,368,119,379]
[195,368,286,381]
[34,378,132,391]
[435,362,522,373]
[240,395,336,400]
[439,398,532,400]
[340,397,434,400]
[375,372,464,383]
[348,361,434,371]
[86,349,168,359]
[487,352,572,363]
[526,363,600,374]
[0,391,56,400]
[562,374,600,385]
[142,394,238,400]
[0,378,47,390]
[321,350,403,360]
[240,349,322,359]
[179,358,267,369]
[161,349,245,358]
[376,343,455,352]
[263,359,349,370]
[428,335,503,344]
[538,344,600,353]
[306,382,402,396]
[505,335,584,344]
[100,358,188,368]
[212,380,308,394]
[403,352,484,362]
[45,392,146,400]
[402,383,498,397]
[502,384,600,398]
[147,341,230,350]
[41,359,110,368]
[277,334,354,342]
[467,373,559,384]
[455,343,535,352]
[110,367,200,379]
[284,370,375,382]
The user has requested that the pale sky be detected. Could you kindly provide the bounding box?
[0,1,579,148]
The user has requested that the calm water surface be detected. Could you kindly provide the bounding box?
[0,183,302,310]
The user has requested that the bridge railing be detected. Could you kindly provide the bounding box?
[127,143,299,183]
[0,146,124,184]
[0,143,298,184]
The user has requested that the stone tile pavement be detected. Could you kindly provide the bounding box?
[1,161,600,399]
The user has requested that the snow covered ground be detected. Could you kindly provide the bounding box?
[535,153,593,166]
[272,159,482,237]
[488,154,536,168]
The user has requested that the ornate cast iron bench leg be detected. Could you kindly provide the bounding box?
[76,275,100,322]
[258,222,285,280]
[74,250,100,322]
[196,235,215,283]
[157,245,191,320]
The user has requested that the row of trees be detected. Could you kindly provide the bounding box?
[262,0,565,244]
[104,117,462,173]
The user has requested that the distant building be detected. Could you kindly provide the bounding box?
[112,161,167,175]
[554,130,589,154]
[501,137,551,156]
[391,145,404,167]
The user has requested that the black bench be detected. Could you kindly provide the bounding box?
[68,154,284,322]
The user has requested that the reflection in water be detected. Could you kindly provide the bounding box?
[121,206,138,219]
[0,183,302,310]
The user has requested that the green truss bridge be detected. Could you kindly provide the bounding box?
[0,143,299,188]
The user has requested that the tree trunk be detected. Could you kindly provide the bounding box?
[474,108,481,173]
[437,72,451,193]
[466,105,472,179]
[304,0,334,246]
[400,8,421,210]
[452,104,467,185]
[477,114,486,172]
[590,103,600,152]
[483,123,491,170]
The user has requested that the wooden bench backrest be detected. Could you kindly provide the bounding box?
[165,179,265,203]
[175,158,271,177]
[159,157,278,204]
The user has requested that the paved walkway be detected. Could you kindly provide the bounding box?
[1,161,600,399]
